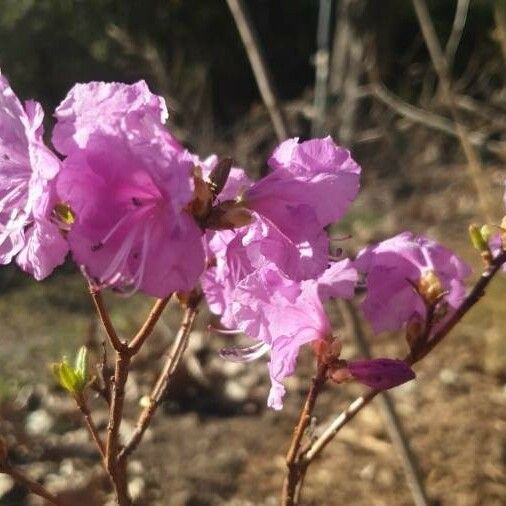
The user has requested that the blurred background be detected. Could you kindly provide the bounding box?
[0,0,505,504]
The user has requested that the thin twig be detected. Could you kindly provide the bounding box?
[119,295,202,462]
[281,363,328,506]
[303,249,506,465]
[412,0,494,220]
[0,464,65,505]
[329,0,353,96]
[75,394,106,459]
[494,3,506,65]
[312,0,333,137]
[88,285,126,353]
[337,300,430,506]
[445,0,470,71]
[88,285,131,504]
[226,0,289,143]
[128,296,172,354]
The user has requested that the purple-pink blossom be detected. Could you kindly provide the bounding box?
[202,137,361,320]
[52,80,180,156]
[355,232,471,334]
[220,260,357,409]
[57,130,204,297]
[0,72,68,279]
[241,137,361,279]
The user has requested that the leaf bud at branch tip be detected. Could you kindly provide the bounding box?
[51,347,88,396]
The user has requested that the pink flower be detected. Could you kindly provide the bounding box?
[52,80,181,155]
[0,72,68,279]
[202,137,361,318]
[57,130,205,297]
[241,136,361,279]
[355,232,471,333]
[220,261,357,409]
[347,359,415,390]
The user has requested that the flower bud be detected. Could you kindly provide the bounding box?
[329,364,353,384]
[417,270,444,306]
[348,358,416,390]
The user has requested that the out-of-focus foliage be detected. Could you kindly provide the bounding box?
[0,0,317,128]
[0,0,501,133]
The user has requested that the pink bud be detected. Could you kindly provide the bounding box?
[348,358,415,390]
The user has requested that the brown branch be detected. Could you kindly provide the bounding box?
[118,295,202,462]
[226,0,289,143]
[302,249,506,466]
[0,464,66,505]
[106,351,131,505]
[368,83,506,155]
[281,363,328,506]
[75,394,106,459]
[411,0,494,220]
[88,285,126,353]
[128,296,172,354]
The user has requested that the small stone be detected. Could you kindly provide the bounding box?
[359,462,376,481]
[127,476,145,501]
[223,380,248,402]
[25,409,54,436]
[439,368,458,385]
[376,467,395,487]
[127,460,144,475]
[0,474,14,498]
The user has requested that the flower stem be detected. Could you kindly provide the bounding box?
[282,362,328,506]
[119,293,202,462]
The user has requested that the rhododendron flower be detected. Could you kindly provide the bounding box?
[0,72,68,279]
[240,136,361,279]
[347,359,415,390]
[355,232,471,333]
[221,260,357,409]
[52,80,180,156]
[202,137,361,318]
[57,131,205,297]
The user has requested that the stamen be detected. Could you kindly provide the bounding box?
[219,341,271,363]
[208,325,241,335]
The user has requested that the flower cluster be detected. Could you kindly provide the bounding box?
[1,72,493,409]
